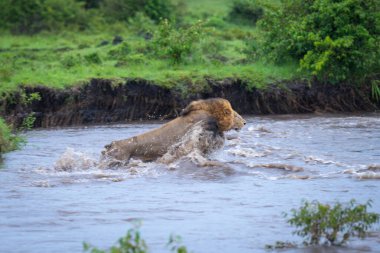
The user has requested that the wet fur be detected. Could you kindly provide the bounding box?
[101,98,245,166]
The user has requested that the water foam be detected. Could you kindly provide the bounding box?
[227,147,271,158]
[158,121,225,166]
[344,164,380,180]
[54,148,97,172]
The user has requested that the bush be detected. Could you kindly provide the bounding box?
[258,0,380,83]
[128,12,155,36]
[108,42,132,60]
[101,0,175,23]
[83,225,189,253]
[84,52,102,65]
[83,226,148,253]
[152,19,204,64]
[144,0,175,22]
[61,54,83,68]
[228,0,264,25]
[0,117,22,155]
[0,0,90,34]
[286,199,380,246]
[82,0,102,9]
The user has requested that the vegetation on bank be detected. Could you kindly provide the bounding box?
[0,0,302,96]
[0,118,23,155]
[0,0,378,96]
[0,0,378,94]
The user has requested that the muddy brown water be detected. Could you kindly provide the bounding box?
[0,114,379,253]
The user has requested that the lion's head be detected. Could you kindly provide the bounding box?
[181,98,245,132]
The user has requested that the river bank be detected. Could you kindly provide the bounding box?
[1,78,379,129]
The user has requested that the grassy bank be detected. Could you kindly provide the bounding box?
[0,0,301,96]
[0,31,299,95]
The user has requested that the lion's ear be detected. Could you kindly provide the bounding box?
[181,104,192,116]
[181,101,198,116]
[224,109,231,115]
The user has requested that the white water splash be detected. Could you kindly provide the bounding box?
[159,121,225,165]
[227,147,271,158]
[54,148,97,172]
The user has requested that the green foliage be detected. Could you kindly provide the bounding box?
[83,226,191,253]
[82,0,103,9]
[259,0,380,83]
[0,118,23,155]
[20,92,42,105]
[115,54,147,67]
[286,199,380,246]
[0,1,300,95]
[83,226,148,253]
[128,12,155,35]
[61,54,83,68]
[21,113,37,130]
[228,0,264,25]
[108,42,132,60]
[0,0,90,34]
[19,92,41,131]
[144,0,176,22]
[101,0,175,23]
[84,52,103,65]
[152,19,204,64]
[101,0,143,23]
[167,235,188,253]
[371,80,380,102]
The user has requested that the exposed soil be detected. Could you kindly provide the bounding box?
[0,78,378,128]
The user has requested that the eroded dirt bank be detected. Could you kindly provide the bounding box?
[0,78,378,128]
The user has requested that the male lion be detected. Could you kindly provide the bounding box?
[101,98,246,166]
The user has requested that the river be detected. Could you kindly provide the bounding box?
[0,114,379,253]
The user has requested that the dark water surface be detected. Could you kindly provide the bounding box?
[1,114,379,253]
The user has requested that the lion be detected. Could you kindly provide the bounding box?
[101,98,246,166]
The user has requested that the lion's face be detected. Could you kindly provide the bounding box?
[232,111,246,131]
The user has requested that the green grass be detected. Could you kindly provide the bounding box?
[0,31,299,95]
[0,0,300,96]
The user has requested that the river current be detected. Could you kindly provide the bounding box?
[0,114,379,253]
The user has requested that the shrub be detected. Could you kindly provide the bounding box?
[83,226,148,253]
[108,42,132,60]
[61,54,83,68]
[258,0,380,83]
[228,0,264,25]
[101,0,143,23]
[84,52,102,65]
[83,226,189,253]
[286,199,380,246]
[144,0,175,22]
[82,0,102,9]
[152,19,204,64]
[0,0,90,34]
[101,0,175,23]
[128,12,155,36]
[0,117,23,154]
[372,80,380,102]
